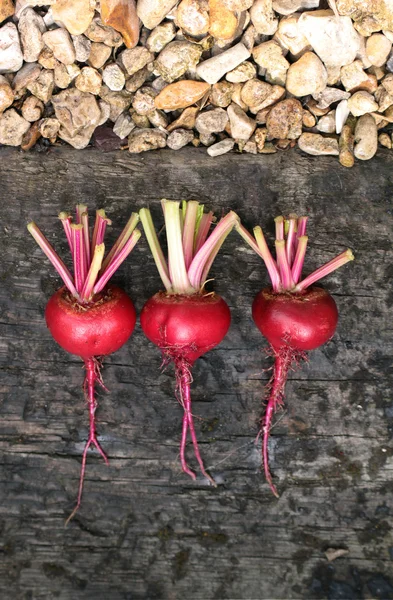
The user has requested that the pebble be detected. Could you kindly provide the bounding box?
[146,22,176,54]
[75,66,102,95]
[71,35,91,63]
[227,102,256,140]
[366,33,392,67]
[241,79,285,112]
[100,0,139,49]
[314,87,350,109]
[209,0,238,41]
[274,14,310,57]
[298,132,339,155]
[250,0,278,36]
[302,110,316,128]
[131,112,150,128]
[286,51,327,97]
[316,110,336,133]
[54,62,72,88]
[53,87,101,148]
[0,108,30,145]
[113,112,135,138]
[272,0,319,15]
[84,18,123,47]
[196,42,251,84]
[335,99,350,134]
[347,90,379,116]
[132,86,156,115]
[155,80,210,110]
[199,132,215,145]
[102,63,125,91]
[88,42,112,69]
[210,80,234,106]
[254,126,267,151]
[26,69,54,102]
[354,113,377,160]
[42,28,76,65]
[253,40,289,85]
[19,8,46,63]
[21,119,40,150]
[155,41,202,83]
[38,47,57,70]
[372,85,393,112]
[148,108,168,128]
[167,105,199,131]
[125,67,150,92]
[51,0,95,36]
[226,61,256,83]
[207,137,234,156]
[128,127,167,152]
[266,98,303,139]
[340,60,378,92]
[176,0,210,37]
[0,74,13,112]
[119,47,153,77]
[0,23,23,73]
[339,123,354,168]
[0,0,14,24]
[12,62,41,91]
[195,107,228,133]
[378,131,391,148]
[222,0,253,9]
[137,0,178,30]
[167,127,194,149]
[39,117,59,140]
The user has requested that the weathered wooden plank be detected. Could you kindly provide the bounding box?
[0,146,392,600]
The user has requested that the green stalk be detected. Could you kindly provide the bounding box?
[139,208,172,292]
[162,200,194,294]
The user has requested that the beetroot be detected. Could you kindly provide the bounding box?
[28,207,140,521]
[237,215,354,497]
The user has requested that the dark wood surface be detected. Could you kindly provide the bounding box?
[0,146,392,600]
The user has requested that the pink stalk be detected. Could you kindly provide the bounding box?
[71,224,85,294]
[295,249,354,292]
[275,240,294,290]
[182,201,199,270]
[194,212,215,253]
[94,230,141,295]
[297,216,308,239]
[81,211,90,269]
[275,216,284,241]
[286,215,297,267]
[101,213,139,274]
[27,222,78,297]
[59,212,73,254]
[76,204,87,225]
[253,227,281,292]
[91,210,111,255]
[291,236,308,284]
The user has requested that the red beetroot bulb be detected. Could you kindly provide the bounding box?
[237,215,354,497]
[28,206,141,523]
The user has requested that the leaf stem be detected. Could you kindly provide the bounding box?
[275,240,294,290]
[295,249,354,292]
[291,235,308,284]
[139,208,172,292]
[101,212,139,274]
[94,230,141,295]
[80,244,105,301]
[162,200,194,294]
[182,201,199,270]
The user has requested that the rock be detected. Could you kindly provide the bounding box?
[272,0,319,15]
[302,109,315,127]
[12,62,41,91]
[102,63,125,91]
[286,52,327,97]
[195,107,228,133]
[387,51,393,73]
[52,87,101,148]
[84,17,123,47]
[378,131,391,148]
[241,79,285,112]
[75,66,102,95]
[0,23,23,73]
[335,99,350,133]
[113,112,135,138]
[0,74,13,112]
[26,68,54,102]
[373,84,393,112]
[54,62,73,88]
[340,60,378,92]
[231,82,248,110]
[305,97,330,116]
[316,110,336,133]
[382,73,393,94]
[250,0,278,36]
[167,127,194,149]
[167,105,199,131]
[125,67,150,92]
[0,108,30,145]
[88,42,111,69]
[207,137,234,156]
[21,120,41,150]
[366,33,392,67]
[266,98,303,139]
[155,41,202,83]
[147,107,168,128]
[132,86,156,114]
[298,132,339,155]
[210,81,234,107]
[314,87,350,109]
[128,127,167,152]
[99,85,133,120]
[51,0,95,36]
[253,40,289,85]
[347,90,379,116]
[155,80,210,110]
[39,117,60,139]
[0,0,14,24]
[227,102,256,140]
[354,113,377,160]
[209,0,238,41]
[42,28,75,65]
[97,99,111,125]
[38,47,57,69]
[222,0,253,9]
[196,42,251,84]
[176,0,210,37]
[255,126,267,151]
[338,123,354,167]
[131,112,150,127]
[274,14,310,57]
[18,8,46,63]
[226,61,256,83]
[93,124,123,150]
[71,35,91,62]
[336,0,393,37]
[298,10,360,68]
[199,132,215,145]
[137,0,178,30]
[146,22,176,53]
[101,0,139,49]
[118,46,154,76]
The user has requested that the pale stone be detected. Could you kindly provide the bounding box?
[52,87,101,148]
[227,102,256,140]
[373,84,393,112]
[113,112,135,138]
[231,82,248,110]
[222,0,253,9]
[167,106,199,131]
[176,0,210,37]
[102,62,125,91]
[378,132,391,148]
[19,8,46,63]
[38,47,57,69]
[131,112,150,127]
[66,63,80,80]
[326,64,341,86]
[0,23,23,73]
[39,117,60,139]
[242,139,257,153]
[155,80,210,110]
[195,107,228,133]
[382,73,393,94]
[336,0,393,37]
[207,137,234,156]
[26,68,54,102]
[75,66,102,95]
[0,0,14,24]
[146,22,176,53]
[226,61,256,83]
[274,14,310,57]
[125,67,150,92]
[250,0,278,35]
[266,97,303,138]
[155,41,202,83]
[15,0,55,20]
[128,127,167,152]
[314,87,350,109]
[366,33,392,67]
[42,28,75,65]
[147,108,168,128]
[84,17,123,47]
[0,108,30,145]
[100,0,140,49]
[298,132,339,155]
[0,73,13,112]
[51,0,95,37]
[71,35,91,62]
[97,99,110,125]
[335,99,350,134]
[302,109,316,127]
[253,40,289,85]
[347,90,379,116]
[272,0,319,15]
[99,85,133,120]
[167,128,194,149]
[88,42,111,69]
[286,52,327,97]
[12,62,41,91]
[298,10,361,68]
[199,132,215,145]
[209,0,238,41]
[54,62,72,88]
[132,86,156,114]
[341,60,376,92]
[354,113,377,160]
[242,80,285,112]
[196,42,251,84]
[255,127,267,151]
[137,0,178,30]
[316,110,336,133]
[118,46,154,76]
